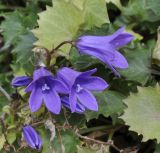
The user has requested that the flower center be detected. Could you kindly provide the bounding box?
[76,84,83,93]
[41,83,50,93]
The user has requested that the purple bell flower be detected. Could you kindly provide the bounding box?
[76,27,134,76]
[11,76,32,87]
[22,125,42,150]
[25,67,68,114]
[57,67,108,112]
[61,96,85,113]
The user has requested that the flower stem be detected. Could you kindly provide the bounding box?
[75,131,123,153]
[79,124,122,135]
[50,40,74,55]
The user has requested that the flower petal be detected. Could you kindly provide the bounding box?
[25,81,35,92]
[76,102,85,113]
[61,96,85,113]
[57,67,80,87]
[77,68,97,79]
[69,88,77,112]
[23,126,42,150]
[48,77,68,94]
[29,88,43,112]
[43,89,61,114]
[77,47,120,76]
[76,27,125,49]
[23,127,36,149]
[25,126,41,148]
[110,33,134,48]
[109,50,128,69]
[77,36,110,51]
[108,26,125,40]
[77,76,109,91]
[11,76,32,87]
[33,67,52,81]
[77,40,115,58]
[77,89,98,111]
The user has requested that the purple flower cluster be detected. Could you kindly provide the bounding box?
[14,67,108,150]
[11,27,133,150]
[12,67,108,114]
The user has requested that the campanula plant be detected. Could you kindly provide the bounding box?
[2,0,159,152]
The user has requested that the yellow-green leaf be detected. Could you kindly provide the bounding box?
[0,134,6,150]
[6,132,16,144]
[33,0,109,60]
[83,0,109,29]
[121,86,160,143]
[33,0,83,58]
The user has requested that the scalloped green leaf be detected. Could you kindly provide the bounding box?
[85,90,125,121]
[33,0,109,59]
[121,86,160,143]
[0,11,25,46]
[33,0,83,57]
[12,32,36,63]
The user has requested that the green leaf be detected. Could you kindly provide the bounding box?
[154,144,160,153]
[122,0,160,22]
[33,0,109,59]
[40,128,80,153]
[66,0,85,10]
[39,129,51,153]
[0,10,37,65]
[6,132,16,144]
[85,90,125,121]
[0,134,6,150]
[0,11,25,45]
[11,60,34,76]
[53,130,80,153]
[83,0,109,29]
[119,43,152,85]
[121,86,160,143]
[12,32,36,63]
[0,94,9,112]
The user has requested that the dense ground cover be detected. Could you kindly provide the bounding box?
[0,0,160,153]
